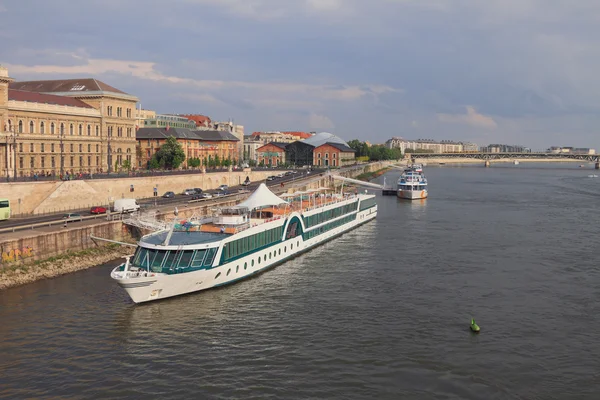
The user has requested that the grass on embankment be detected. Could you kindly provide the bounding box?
[0,243,134,290]
[355,167,392,182]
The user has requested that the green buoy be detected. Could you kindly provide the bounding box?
[470,318,480,333]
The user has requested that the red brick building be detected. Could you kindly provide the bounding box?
[179,114,212,129]
[313,142,355,167]
[257,142,287,166]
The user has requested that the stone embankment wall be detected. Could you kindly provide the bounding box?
[0,169,275,215]
[410,156,583,165]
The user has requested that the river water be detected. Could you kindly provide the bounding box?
[1,163,599,399]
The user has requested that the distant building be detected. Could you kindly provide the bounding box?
[547,146,595,155]
[136,127,239,169]
[285,132,355,167]
[243,135,262,162]
[179,114,212,129]
[256,142,288,166]
[251,131,312,144]
[142,114,197,130]
[481,144,530,153]
[386,137,478,153]
[134,108,156,129]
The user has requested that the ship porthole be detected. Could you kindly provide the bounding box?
[297,240,300,247]
[251,260,255,267]
[269,253,272,259]
[284,246,287,253]
[278,249,281,255]
[215,272,221,279]
[236,265,239,273]
[258,257,261,264]
[227,269,231,276]
[244,262,247,270]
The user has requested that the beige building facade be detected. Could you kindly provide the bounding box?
[0,67,139,178]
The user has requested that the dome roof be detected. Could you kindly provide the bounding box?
[302,132,348,148]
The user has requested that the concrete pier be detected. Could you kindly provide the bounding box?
[595,161,599,170]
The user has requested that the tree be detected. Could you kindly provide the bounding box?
[149,157,160,170]
[153,136,185,169]
[188,158,201,168]
[122,159,132,172]
[213,154,220,168]
[248,160,257,167]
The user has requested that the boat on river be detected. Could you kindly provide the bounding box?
[397,167,428,200]
[111,184,378,303]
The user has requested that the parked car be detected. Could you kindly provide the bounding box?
[63,213,82,222]
[266,176,275,181]
[201,192,213,199]
[90,206,107,214]
[276,173,285,178]
[182,188,195,195]
[191,193,204,200]
[241,180,251,186]
[162,191,175,198]
[193,188,203,194]
[285,171,293,176]
[218,184,229,191]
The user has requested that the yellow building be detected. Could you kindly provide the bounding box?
[0,66,139,179]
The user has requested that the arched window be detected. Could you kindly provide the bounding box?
[69,124,74,135]
[18,120,23,133]
[29,121,34,133]
[60,123,64,135]
[7,120,12,131]
[95,126,99,136]
[79,124,83,135]
[87,125,91,136]
[40,121,45,134]
[50,123,55,134]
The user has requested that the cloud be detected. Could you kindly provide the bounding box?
[0,4,6,12]
[6,57,400,103]
[3,0,600,149]
[308,113,335,130]
[437,106,498,129]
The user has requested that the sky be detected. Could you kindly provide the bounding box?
[1,0,599,149]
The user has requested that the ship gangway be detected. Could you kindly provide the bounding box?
[327,173,397,195]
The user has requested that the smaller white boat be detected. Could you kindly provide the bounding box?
[514,160,519,165]
[587,174,598,178]
[397,169,428,200]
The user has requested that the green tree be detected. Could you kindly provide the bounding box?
[122,159,132,172]
[154,136,185,169]
[248,160,257,167]
[149,157,160,170]
[188,157,201,168]
[213,154,220,168]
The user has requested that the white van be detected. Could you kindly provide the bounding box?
[113,198,140,213]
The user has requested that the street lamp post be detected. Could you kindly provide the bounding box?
[59,130,65,178]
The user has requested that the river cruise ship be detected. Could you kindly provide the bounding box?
[397,168,428,200]
[111,184,378,303]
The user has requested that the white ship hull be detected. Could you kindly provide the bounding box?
[397,189,428,200]
[112,204,377,303]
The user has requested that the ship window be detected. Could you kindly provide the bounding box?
[215,272,221,279]
[251,259,255,267]
[227,269,231,276]
[258,256,261,264]
[132,247,150,269]
[236,265,239,273]
[291,243,293,250]
[191,250,207,267]
[149,250,167,272]
[178,250,194,268]
[284,246,287,252]
[204,248,217,267]
[244,262,247,270]
[164,251,178,271]
[278,249,281,255]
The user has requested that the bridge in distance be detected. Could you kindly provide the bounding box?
[408,152,600,168]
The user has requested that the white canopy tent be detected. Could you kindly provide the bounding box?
[237,183,288,210]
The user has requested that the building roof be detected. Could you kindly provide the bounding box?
[179,114,211,127]
[316,142,355,153]
[136,127,239,141]
[302,132,349,148]
[282,131,312,139]
[258,142,288,151]
[8,89,95,109]
[10,78,130,96]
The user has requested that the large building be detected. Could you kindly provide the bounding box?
[251,131,312,144]
[256,142,288,166]
[481,144,530,153]
[386,137,478,153]
[136,127,239,169]
[1,66,139,178]
[243,135,263,162]
[285,132,355,167]
[547,146,595,155]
